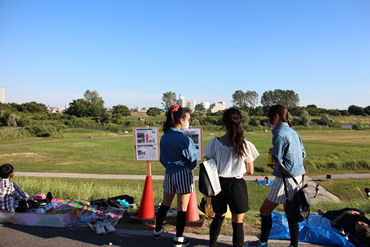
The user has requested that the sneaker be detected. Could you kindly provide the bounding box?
[95,221,106,235]
[103,220,115,233]
[173,236,189,247]
[245,240,268,247]
[153,225,164,239]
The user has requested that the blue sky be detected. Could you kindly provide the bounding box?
[1,0,369,110]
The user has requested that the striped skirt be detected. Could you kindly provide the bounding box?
[266,176,303,204]
[163,167,195,194]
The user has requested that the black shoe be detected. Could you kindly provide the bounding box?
[173,236,189,247]
[46,192,53,204]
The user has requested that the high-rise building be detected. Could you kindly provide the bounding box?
[177,94,196,111]
[0,87,4,103]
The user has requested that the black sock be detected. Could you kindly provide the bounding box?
[260,215,272,243]
[210,215,225,247]
[232,222,244,247]
[176,211,187,237]
[155,204,170,232]
[287,217,299,247]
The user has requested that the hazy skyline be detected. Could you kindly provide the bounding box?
[1,1,369,110]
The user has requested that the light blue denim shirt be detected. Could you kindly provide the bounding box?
[271,122,306,177]
[160,128,198,175]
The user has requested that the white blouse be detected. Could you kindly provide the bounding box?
[203,136,259,179]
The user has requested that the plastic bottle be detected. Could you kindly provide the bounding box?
[36,203,55,214]
[267,153,274,166]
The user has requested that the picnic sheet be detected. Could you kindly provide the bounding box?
[0,200,125,228]
[270,212,355,247]
[256,178,274,186]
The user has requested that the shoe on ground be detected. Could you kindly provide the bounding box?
[103,220,115,233]
[318,208,325,215]
[173,236,189,247]
[95,221,106,235]
[153,225,164,239]
[245,240,268,247]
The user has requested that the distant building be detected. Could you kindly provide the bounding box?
[200,100,210,110]
[47,105,69,113]
[177,94,196,111]
[0,87,4,103]
[210,102,226,113]
[130,107,148,113]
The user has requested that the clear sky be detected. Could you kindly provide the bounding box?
[1,0,369,110]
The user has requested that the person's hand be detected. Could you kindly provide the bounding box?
[269,165,275,170]
[347,211,360,216]
[268,148,273,154]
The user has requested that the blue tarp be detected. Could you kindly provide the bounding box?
[270,212,355,247]
[257,179,274,186]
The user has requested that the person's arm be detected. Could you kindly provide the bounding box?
[12,183,30,201]
[331,210,360,226]
[245,161,254,175]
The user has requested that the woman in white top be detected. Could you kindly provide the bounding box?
[204,108,259,247]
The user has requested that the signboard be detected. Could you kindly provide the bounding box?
[133,127,160,161]
[183,127,203,161]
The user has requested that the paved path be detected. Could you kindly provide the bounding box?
[0,223,335,247]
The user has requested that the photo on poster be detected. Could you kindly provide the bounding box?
[183,128,202,161]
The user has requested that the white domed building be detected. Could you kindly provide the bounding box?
[200,101,210,110]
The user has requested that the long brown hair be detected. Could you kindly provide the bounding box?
[163,105,190,133]
[222,108,247,158]
[267,105,292,127]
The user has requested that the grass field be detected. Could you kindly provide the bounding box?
[1,129,370,175]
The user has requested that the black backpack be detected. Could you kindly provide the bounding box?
[276,156,311,222]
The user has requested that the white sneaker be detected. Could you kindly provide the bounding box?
[103,220,116,233]
[173,236,189,247]
[95,221,106,235]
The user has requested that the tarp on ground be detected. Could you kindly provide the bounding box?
[270,212,355,247]
[0,200,125,228]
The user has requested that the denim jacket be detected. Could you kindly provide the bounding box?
[271,122,306,178]
[160,128,198,175]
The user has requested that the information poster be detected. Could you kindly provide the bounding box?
[183,127,202,161]
[133,127,159,161]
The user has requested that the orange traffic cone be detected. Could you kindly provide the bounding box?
[137,176,155,219]
[187,190,200,221]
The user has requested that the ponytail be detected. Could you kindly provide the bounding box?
[268,105,291,127]
[163,104,190,133]
[222,108,247,159]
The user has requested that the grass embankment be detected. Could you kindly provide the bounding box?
[1,130,370,175]
[12,176,370,236]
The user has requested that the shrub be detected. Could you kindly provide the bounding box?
[329,121,342,128]
[249,118,260,126]
[7,113,21,126]
[104,123,121,133]
[352,122,364,130]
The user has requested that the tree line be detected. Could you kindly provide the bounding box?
[0,89,369,128]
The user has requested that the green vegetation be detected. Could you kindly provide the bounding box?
[1,129,370,175]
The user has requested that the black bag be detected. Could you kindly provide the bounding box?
[199,162,214,196]
[90,198,123,209]
[285,184,311,222]
[276,155,311,223]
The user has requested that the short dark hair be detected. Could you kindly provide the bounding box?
[357,226,370,239]
[0,164,14,178]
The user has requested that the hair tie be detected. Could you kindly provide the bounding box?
[172,104,179,112]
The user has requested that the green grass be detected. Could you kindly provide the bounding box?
[1,129,370,175]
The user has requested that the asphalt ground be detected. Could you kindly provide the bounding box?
[0,223,336,247]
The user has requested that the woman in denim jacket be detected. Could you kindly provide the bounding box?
[247,105,306,247]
